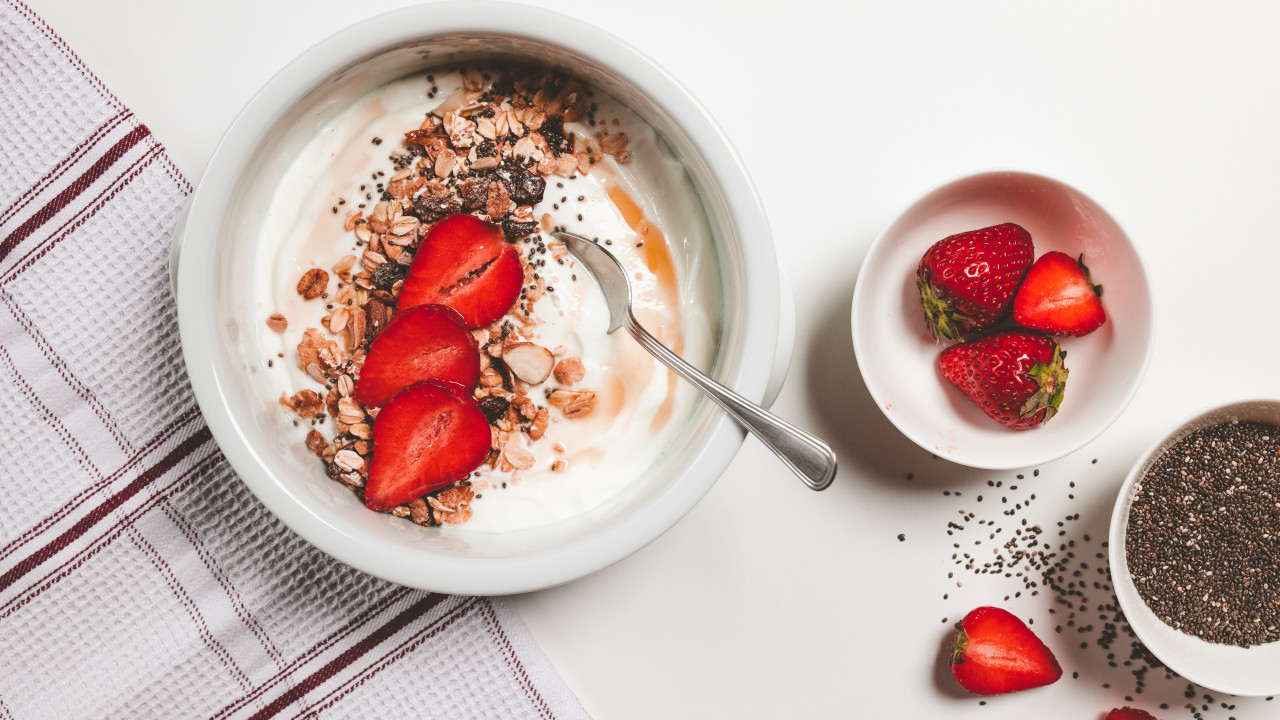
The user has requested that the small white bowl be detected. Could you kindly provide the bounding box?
[1110,399,1280,696]
[850,171,1154,469]
[173,3,791,595]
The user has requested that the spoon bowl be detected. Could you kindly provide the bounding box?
[554,230,838,491]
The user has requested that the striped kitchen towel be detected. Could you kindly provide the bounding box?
[0,2,587,718]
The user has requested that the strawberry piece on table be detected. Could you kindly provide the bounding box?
[363,380,491,511]
[939,329,1068,430]
[353,304,480,409]
[1105,708,1159,720]
[1013,250,1107,336]
[916,222,1035,342]
[398,213,523,328]
[950,606,1062,695]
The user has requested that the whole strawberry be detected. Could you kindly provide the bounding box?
[916,223,1034,342]
[939,330,1068,429]
[950,606,1062,695]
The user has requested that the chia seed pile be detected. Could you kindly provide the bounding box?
[1126,420,1280,647]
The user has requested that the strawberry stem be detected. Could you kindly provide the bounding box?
[950,626,969,665]
[917,270,970,343]
[1020,345,1069,423]
[1077,254,1103,297]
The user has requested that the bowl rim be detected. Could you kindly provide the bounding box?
[849,168,1156,470]
[174,1,779,594]
[1108,397,1280,696]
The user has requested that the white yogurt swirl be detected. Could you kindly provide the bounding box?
[254,70,721,532]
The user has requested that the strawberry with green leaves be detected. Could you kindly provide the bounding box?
[916,223,1034,342]
[1013,251,1107,336]
[939,330,1068,429]
[950,606,1062,695]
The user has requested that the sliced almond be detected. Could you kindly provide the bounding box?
[503,445,536,470]
[503,342,554,384]
[334,449,364,472]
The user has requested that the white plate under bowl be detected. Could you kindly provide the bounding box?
[851,170,1154,469]
[1110,399,1280,696]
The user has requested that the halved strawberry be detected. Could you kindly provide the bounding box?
[1105,708,1159,720]
[363,380,491,511]
[398,214,523,328]
[353,304,480,409]
[1013,251,1107,336]
[950,606,1062,695]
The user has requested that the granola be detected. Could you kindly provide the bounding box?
[274,66,632,528]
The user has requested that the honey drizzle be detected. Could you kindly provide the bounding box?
[605,182,683,433]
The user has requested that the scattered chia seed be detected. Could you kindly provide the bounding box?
[929,463,1273,718]
[1126,420,1280,647]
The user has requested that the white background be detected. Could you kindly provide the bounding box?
[26,1,1280,717]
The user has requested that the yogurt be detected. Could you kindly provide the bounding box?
[256,69,721,532]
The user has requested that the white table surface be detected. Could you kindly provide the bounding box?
[28,0,1280,717]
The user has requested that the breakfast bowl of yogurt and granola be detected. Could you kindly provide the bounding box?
[172,3,792,594]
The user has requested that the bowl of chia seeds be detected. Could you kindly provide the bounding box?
[1110,399,1280,695]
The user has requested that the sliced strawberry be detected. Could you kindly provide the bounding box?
[398,214,523,327]
[363,380,491,511]
[353,304,480,409]
[1105,708,1159,720]
[950,606,1062,695]
[1013,251,1107,336]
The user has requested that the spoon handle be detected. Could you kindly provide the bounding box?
[625,314,837,491]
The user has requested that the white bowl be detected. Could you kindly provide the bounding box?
[850,171,1154,469]
[1110,399,1280,696]
[172,2,791,595]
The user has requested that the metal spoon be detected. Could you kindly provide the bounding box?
[552,230,837,491]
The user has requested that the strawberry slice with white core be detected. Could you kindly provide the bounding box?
[363,380,491,511]
[1012,251,1107,337]
[950,606,1062,695]
[398,214,523,328]
[353,304,480,410]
